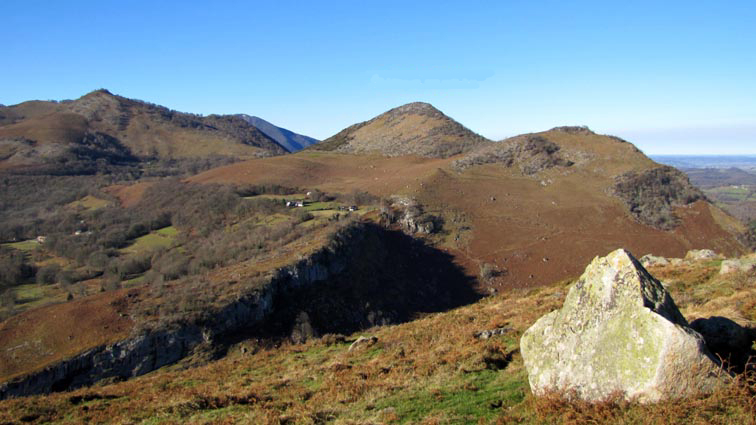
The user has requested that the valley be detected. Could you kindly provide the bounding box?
[0,91,754,423]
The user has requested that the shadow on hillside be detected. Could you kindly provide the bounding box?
[220,224,482,349]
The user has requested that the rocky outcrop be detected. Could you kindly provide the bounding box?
[720,258,756,275]
[520,249,726,403]
[0,223,479,399]
[0,327,207,399]
[613,166,705,230]
[0,225,366,399]
[383,198,443,234]
[640,254,670,268]
[348,336,378,352]
[452,135,573,173]
[685,249,722,261]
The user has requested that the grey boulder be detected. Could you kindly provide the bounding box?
[521,249,726,402]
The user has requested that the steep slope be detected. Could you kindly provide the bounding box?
[194,125,746,290]
[312,102,490,158]
[0,90,288,171]
[2,251,754,423]
[238,115,319,152]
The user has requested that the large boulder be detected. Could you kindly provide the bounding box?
[685,249,722,261]
[520,249,726,403]
[719,258,756,275]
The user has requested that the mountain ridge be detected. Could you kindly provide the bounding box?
[237,114,319,152]
[0,90,289,172]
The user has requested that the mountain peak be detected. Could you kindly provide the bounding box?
[548,126,596,135]
[82,88,115,98]
[313,103,489,158]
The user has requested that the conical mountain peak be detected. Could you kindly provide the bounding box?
[313,102,490,158]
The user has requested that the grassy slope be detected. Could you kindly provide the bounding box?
[0,256,753,423]
[120,226,177,254]
[65,195,112,211]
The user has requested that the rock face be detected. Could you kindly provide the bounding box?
[520,249,725,403]
[613,166,704,230]
[0,225,362,399]
[451,135,574,173]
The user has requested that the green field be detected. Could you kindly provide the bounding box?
[704,185,755,202]
[155,226,178,237]
[243,194,304,201]
[121,226,177,254]
[303,201,338,211]
[65,195,111,211]
[1,240,40,252]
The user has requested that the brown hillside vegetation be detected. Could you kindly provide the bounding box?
[0,99,752,422]
[0,253,753,423]
[193,125,746,289]
[312,102,490,158]
[103,181,155,208]
[0,288,136,382]
[0,90,287,170]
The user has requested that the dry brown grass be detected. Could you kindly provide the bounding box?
[0,287,136,382]
[528,370,756,425]
[1,258,755,423]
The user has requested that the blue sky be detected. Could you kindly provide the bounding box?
[3,1,756,154]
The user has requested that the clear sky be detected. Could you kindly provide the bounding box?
[3,1,756,154]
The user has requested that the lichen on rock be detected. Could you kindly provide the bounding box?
[520,249,727,403]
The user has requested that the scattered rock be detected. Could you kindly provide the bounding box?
[685,249,722,261]
[482,346,515,370]
[348,336,378,352]
[474,326,512,340]
[640,254,669,268]
[520,248,726,403]
[452,135,573,173]
[719,259,756,275]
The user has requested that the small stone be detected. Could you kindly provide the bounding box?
[474,326,512,340]
[640,254,669,268]
[348,336,378,352]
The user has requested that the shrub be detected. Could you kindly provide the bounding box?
[480,263,500,280]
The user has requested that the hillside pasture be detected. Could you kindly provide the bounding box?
[120,226,177,254]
